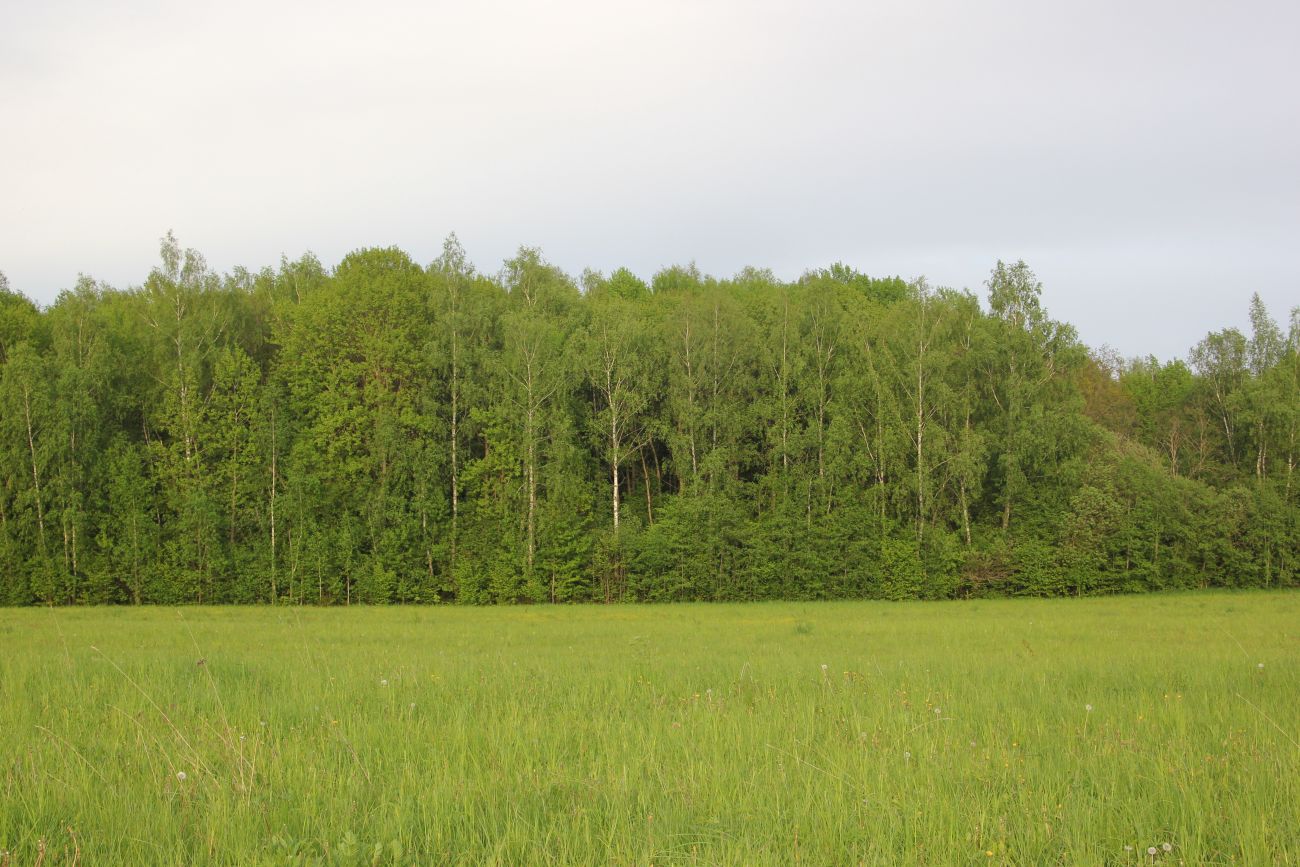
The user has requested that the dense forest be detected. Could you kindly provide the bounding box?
[1,234,1297,604]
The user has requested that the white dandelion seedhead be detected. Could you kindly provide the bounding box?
[1162,843,1172,852]
[176,771,187,781]
[1257,662,1265,669]
[409,702,416,710]
[934,707,942,715]
[380,678,389,687]
[1147,846,1157,855]
[820,664,828,672]
[903,750,911,760]
[1085,704,1093,712]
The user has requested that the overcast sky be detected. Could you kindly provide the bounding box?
[2,0,1296,360]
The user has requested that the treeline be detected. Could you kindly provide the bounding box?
[1,235,1297,604]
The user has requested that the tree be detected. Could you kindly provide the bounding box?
[0,273,45,363]
[983,260,1083,532]
[0,342,53,600]
[1,237,1296,604]
[1189,327,1248,472]
[491,247,579,596]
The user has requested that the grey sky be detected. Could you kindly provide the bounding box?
[2,0,1297,360]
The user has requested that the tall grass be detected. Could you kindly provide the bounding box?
[2,592,1297,865]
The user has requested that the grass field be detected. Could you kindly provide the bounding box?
[2,593,1298,865]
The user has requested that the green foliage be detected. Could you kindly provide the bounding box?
[1,239,1296,604]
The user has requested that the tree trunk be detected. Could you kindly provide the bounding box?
[915,324,925,545]
[612,460,620,531]
[640,444,654,525]
[269,404,278,603]
[526,406,537,575]
[449,325,460,580]
[22,384,47,560]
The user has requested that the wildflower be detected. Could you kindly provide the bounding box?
[1147,847,1157,855]
[1085,704,1093,712]
[820,664,828,673]
[1124,845,1133,852]
[903,751,911,760]
[1257,662,1264,669]
[409,703,416,710]
[1162,843,1172,852]
[985,851,993,857]
[934,707,941,715]
[380,679,389,687]
[176,771,187,781]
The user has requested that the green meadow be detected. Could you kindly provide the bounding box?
[2,592,1298,865]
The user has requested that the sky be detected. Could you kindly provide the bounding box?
[2,0,1297,361]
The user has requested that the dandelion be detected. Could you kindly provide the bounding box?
[1124,845,1133,852]
[820,664,828,673]
[1085,704,1093,712]
[903,750,911,760]
[934,707,942,715]
[409,702,416,710]
[380,678,389,687]
[1257,663,1264,669]
[1162,843,1172,852]
[176,771,187,781]
[1147,846,1157,855]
